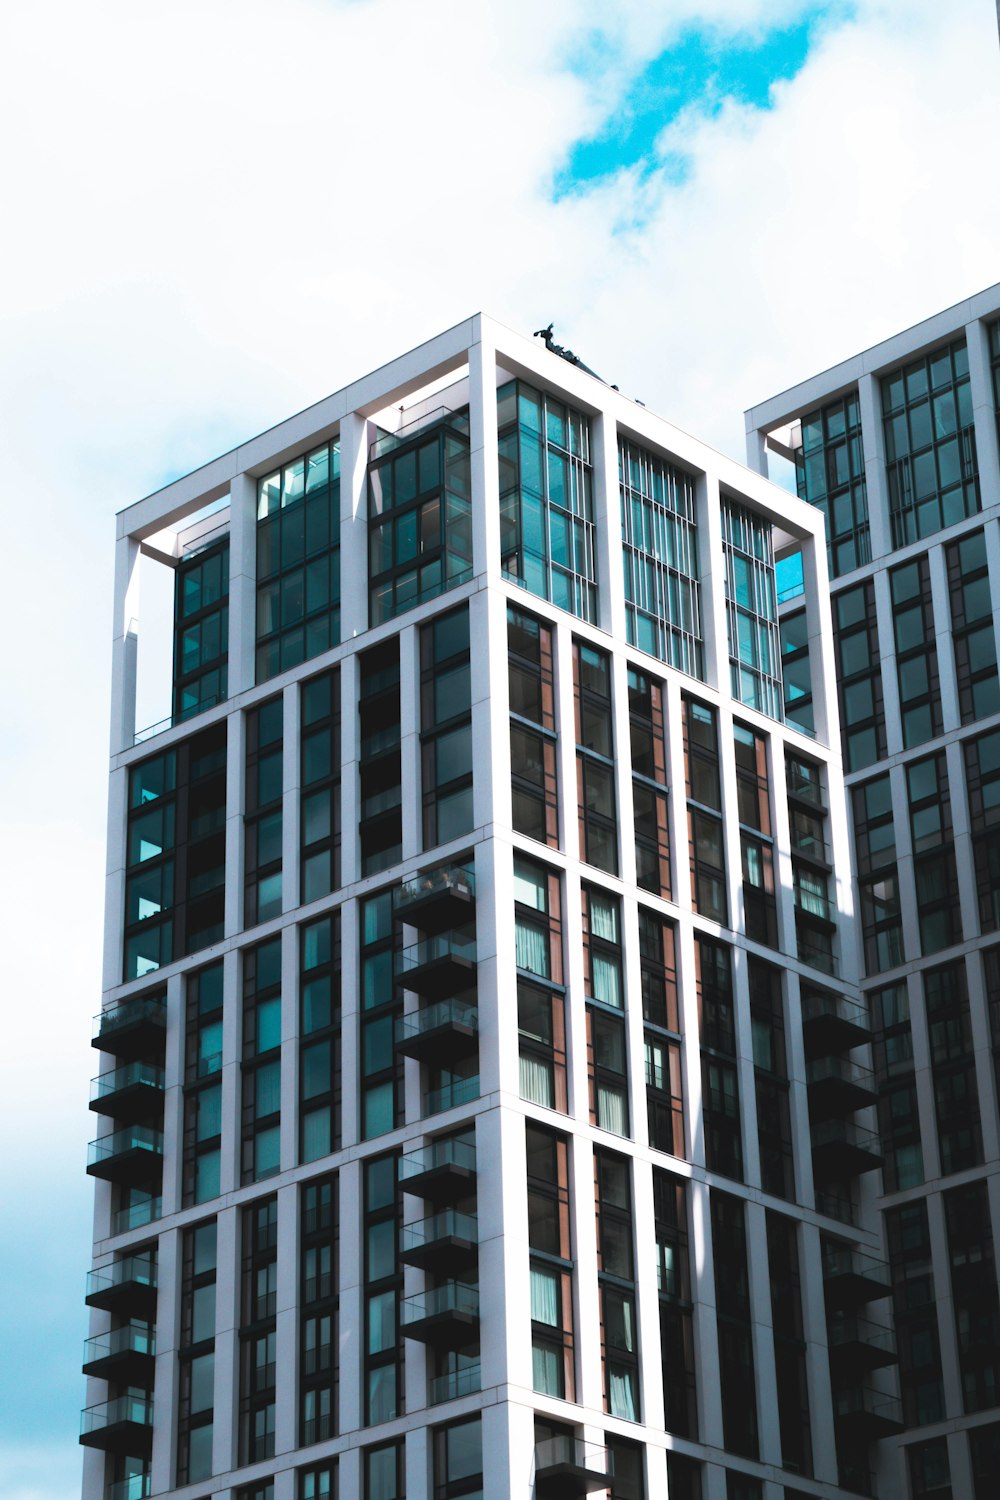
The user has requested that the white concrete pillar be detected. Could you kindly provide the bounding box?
[593,410,625,641]
[928,540,960,733]
[469,330,501,581]
[857,372,893,562]
[149,1226,180,1495]
[339,411,369,642]
[477,1106,531,1391]
[110,531,141,754]
[274,1182,299,1455]
[228,471,257,695]
[699,472,729,698]
[213,1203,241,1478]
[967,316,1000,492]
[337,1159,363,1437]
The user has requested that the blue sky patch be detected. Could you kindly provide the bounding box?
[556,10,843,195]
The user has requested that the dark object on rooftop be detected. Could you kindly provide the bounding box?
[534,324,605,383]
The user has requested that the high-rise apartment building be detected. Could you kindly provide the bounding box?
[83,315,895,1500]
[746,282,1000,1500]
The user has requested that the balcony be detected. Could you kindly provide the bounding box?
[108,1476,151,1500]
[833,1385,904,1441]
[90,1064,165,1124]
[822,1245,891,1311]
[425,1074,480,1118]
[113,1196,163,1236]
[87,1127,164,1187]
[811,1117,883,1182]
[86,1255,157,1319]
[397,865,476,934]
[401,1280,480,1348]
[82,1321,155,1383]
[92,997,167,1062]
[400,1136,477,1206]
[534,1436,612,1499]
[400,1209,478,1273]
[827,1312,897,1378]
[430,1362,481,1405]
[401,933,477,1000]
[807,1055,877,1120]
[79,1395,153,1455]
[801,988,871,1060]
[396,1000,478,1065]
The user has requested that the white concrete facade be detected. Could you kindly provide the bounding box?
[85,316,886,1500]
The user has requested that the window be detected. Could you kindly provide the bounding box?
[720,496,782,720]
[641,909,684,1159]
[123,724,227,979]
[734,724,776,949]
[654,1169,697,1437]
[257,440,340,680]
[944,1180,1000,1413]
[365,1439,405,1500]
[925,962,982,1176]
[364,1153,403,1426]
[177,1220,216,1484]
[360,889,402,1140]
[619,434,703,675]
[750,961,793,1200]
[853,774,903,973]
[711,1191,758,1458]
[182,961,224,1206]
[300,1176,338,1446]
[872,981,923,1193]
[508,605,559,846]
[514,855,563,985]
[890,554,942,748]
[908,1440,952,1500]
[779,609,814,735]
[886,1201,944,1426]
[766,1213,812,1476]
[628,667,671,898]
[908,755,960,955]
[300,668,340,902]
[368,412,472,626]
[787,752,836,975]
[498,380,596,622]
[239,1197,277,1463]
[422,606,473,849]
[518,979,567,1113]
[882,338,979,546]
[583,887,628,1137]
[574,641,618,874]
[947,528,999,723]
[594,1150,639,1421]
[173,534,228,722]
[299,1461,337,1500]
[971,1419,1000,1499]
[300,912,341,1162]
[683,697,727,925]
[526,1123,575,1401]
[966,728,1000,932]
[359,640,402,876]
[433,1417,482,1499]
[698,938,742,1182]
[794,389,870,576]
[241,939,282,1184]
[833,582,885,771]
[245,696,283,927]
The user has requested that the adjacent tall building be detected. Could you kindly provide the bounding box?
[84,314,898,1500]
[746,281,1000,1500]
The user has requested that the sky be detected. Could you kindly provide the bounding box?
[0,1,998,1496]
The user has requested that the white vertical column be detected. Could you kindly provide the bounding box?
[471,581,510,839]
[744,419,769,477]
[406,1426,431,1500]
[476,1106,531,1392]
[872,568,903,760]
[483,1399,536,1500]
[148,1227,180,1495]
[281,679,301,916]
[688,1177,723,1446]
[477,832,515,1100]
[631,1160,664,1424]
[798,1221,839,1486]
[858,372,893,562]
[469,325,501,581]
[339,411,369,642]
[399,622,421,862]
[110,530,141,754]
[729,946,761,1190]
[273,1182,298,1456]
[212,1203,240,1478]
[699,472,728,697]
[102,764,129,992]
[592,410,624,639]
[570,1134,602,1413]
[967,951,1000,1165]
[928,541,960,732]
[925,1191,964,1420]
[224,709,246,939]
[799,529,839,754]
[744,1202,780,1465]
[228,471,257,696]
[967,316,1000,489]
[945,736,980,952]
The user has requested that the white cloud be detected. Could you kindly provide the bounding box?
[0,0,997,1474]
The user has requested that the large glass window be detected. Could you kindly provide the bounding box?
[890,554,942,749]
[359,640,402,876]
[421,605,473,849]
[711,1191,758,1458]
[300,912,341,1162]
[750,961,793,1200]
[300,668,340,903]
[779,608,814,736]
[947,528,999,724]
[872,980,924,1192]
[174,534,229,723]
[368,414,471,625]
[508,605,558,847]
[364,1153,403,1426]
[965,727,1000,933]
[241,939,282,1183]
[628,667,671,899]
[833,581,885,771]
[794,390,870,576]
[721,497,782,721]
[583,887,628,1139]
[698,938,742,1182]
[594,1150,639,1421]
[360,889,402,1140]
[766,1212,812,1476]
[498,380,596,622]
[619,434,703,675]
[882,338,979,546]
[244,696,283,928]
[300,1176,338,1447]
[887,1201,944,1426]
[944,1180,1000,1414]
[908,755,961,956]
[925,961,982,1176]
[177,1220,216,1485]
[683,697,727,925]
[257,441,340,681]
[654,1169,697,1437]
[434,1417,482,1500]
[239,1197,277,1464]
[526,1123,575,1401]
[182,961,224,1206]
[734,724,776,950]
[574,641,617,874]
[853,775,903,974]
[642,908,684,1160]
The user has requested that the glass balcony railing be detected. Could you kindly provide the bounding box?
[401,1135,477,1183]
[807,1054,877,1108]
[430,1362,481,1405]
[402,1210,478,1254]
[534,1436,610,1491]
[814,1187,859,1226]
[425,1075,480,1117]
[87,1126,164,1183]
[86,1254,157,1309]
[90,1063,165,1118]
[92,997,166,1060]
[827,1311,897,1362]
[401,1280,480,1340]
[108,1475,151,1500]
[400,933,477,998]
[398,999,479,1043]
[112,1197,163,1236]
[833,1385,903,1430]
[80,1394,153,1446]
[397,865,476,932]
[83,1321,155,1367]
